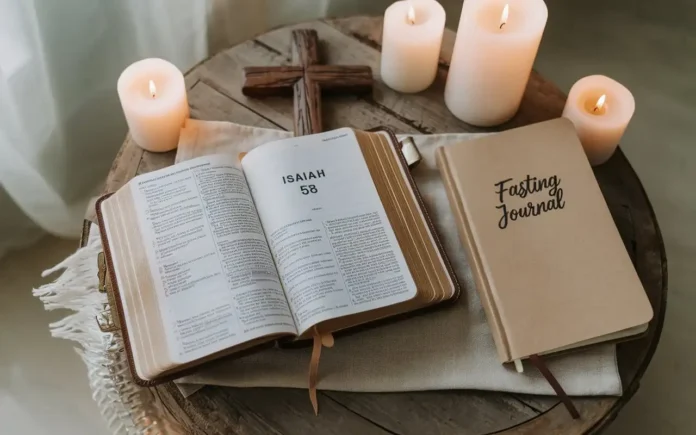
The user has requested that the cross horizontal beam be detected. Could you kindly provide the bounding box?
[242,65,372,97]
[241,29,374,135]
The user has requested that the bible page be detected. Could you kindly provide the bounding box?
[241,128,417,334]
[129,154,296,364]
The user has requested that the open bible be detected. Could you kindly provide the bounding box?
[97,128,459,385]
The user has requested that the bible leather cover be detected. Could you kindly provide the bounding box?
[367,126,460,306]
[94,195,159,386]
[437,119,653,363]
[96,193,229,386]
[94,127,459,385]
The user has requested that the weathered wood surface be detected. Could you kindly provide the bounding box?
[104,16,667,435]
[242,29,373,135]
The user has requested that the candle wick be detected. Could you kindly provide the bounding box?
[499,22,506,30]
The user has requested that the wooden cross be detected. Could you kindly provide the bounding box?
[242,29,373,136]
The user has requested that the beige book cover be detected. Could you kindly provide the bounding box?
[437,118,653,363]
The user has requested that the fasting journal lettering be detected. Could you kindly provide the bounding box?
[494,175,566,229]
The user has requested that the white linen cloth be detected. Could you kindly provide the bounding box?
[174,119,622,397]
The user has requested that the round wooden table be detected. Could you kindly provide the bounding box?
[106,16,667,435]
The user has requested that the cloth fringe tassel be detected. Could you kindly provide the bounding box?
[32,228,170,434]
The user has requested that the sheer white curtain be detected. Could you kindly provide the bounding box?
[0,0,392,258]
[0,0,265,258]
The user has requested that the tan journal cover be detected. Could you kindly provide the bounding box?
[437,119,653,363]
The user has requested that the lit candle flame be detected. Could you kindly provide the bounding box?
[149,80,156,99]
[407,5,416,25]
[593,94,606,112]
[500,4,509,29]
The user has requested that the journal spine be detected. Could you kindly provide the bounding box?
[436,148,511,363]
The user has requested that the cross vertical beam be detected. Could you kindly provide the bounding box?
[242,29,373,136]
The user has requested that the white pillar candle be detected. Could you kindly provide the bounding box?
[562,75,635,166]
[381,0,446,93]
[445,0,548,126]
[117,58,189,152]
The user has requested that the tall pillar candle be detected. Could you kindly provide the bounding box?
[445,0,548,126]
[381,0,446,93]
[117,58,189,152]
[562,75,635,166]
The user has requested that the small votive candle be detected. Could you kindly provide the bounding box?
[381,0,446,93]
[562,75,635,166]
[117,58,189,152]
